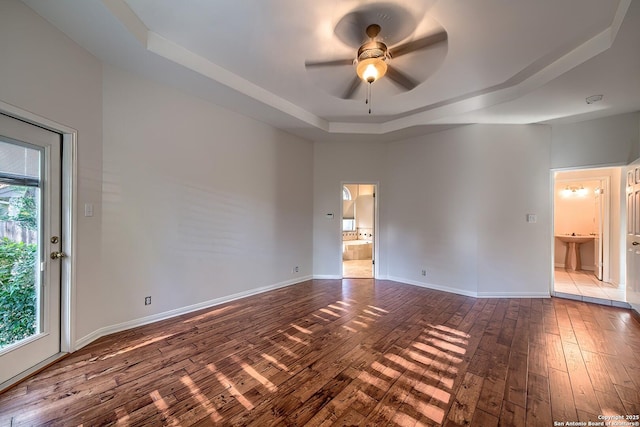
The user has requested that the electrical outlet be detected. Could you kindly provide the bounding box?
[421,269,427,277]
[294,266,299,273]
[144,296,151,305]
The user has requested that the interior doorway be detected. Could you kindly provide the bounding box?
[342,183,376,278]
[552,167,625,303]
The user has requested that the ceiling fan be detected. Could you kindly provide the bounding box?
[305,20,447,101]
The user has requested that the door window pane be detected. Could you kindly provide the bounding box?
[0,140,41,350]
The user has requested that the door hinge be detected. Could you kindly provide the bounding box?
[372,259,375,265]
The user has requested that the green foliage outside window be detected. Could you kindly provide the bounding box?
[0,239,37,347]
[0,187,38,348]
[2,187,38,230]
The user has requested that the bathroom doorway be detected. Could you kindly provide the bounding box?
[552,167,626,303]
[342,183,376,278]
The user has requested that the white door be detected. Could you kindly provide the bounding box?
[0,113,62,386]
[627,168,640,310]
[594,181,604,280]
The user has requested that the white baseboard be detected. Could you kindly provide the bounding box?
[477,291,551,298]
[75,275,312,350]
[385,276,551,298]
[313,274,342,280]
[386,276,477,298]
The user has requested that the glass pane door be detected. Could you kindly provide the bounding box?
[0,114,61,387]
[0,148,41,349]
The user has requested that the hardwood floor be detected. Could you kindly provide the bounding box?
[1,279,639,426]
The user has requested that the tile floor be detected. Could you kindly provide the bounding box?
[554,268,629,307]
[342,259,373,278]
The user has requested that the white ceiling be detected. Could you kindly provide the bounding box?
[22,0,640,142]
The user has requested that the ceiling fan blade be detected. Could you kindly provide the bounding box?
[305,58,354,68]
[386,65,418,91]
[342,75,362,99]
[390,30,447,58]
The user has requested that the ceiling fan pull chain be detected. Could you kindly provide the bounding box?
[367,83,373,114]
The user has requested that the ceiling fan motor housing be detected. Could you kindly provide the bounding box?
[357,41,389,61]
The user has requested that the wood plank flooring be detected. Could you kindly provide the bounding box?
[1,279,639,426]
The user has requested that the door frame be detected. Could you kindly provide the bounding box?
[554,175,611,278]
[340,181,379,279]
[550,167,618,297]
[0,100,77,387]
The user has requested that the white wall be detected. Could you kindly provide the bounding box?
[384,125,551,297]
[1,0,314,347]
[312,117,637,297]
[313,141,387,278]
[313,125,551,297]
[0,0,103,343]
[100,66,313,336]
[551,113,640,169]
[4,0,640,349]
[550,114,639,288]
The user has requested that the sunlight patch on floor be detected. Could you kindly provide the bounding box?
[149,390,180,426]
[261,353,290,373]
[290,323,312,334]
[319,308,341,318]
[180,376,222,422]
[367,305,389,313]
[234,357,278,393]
[101,334,173,360]
[369,323,470,424]
[266,339,299,358]
[207,363,254,410]
[278,330,310,346]
[312,313,331,322]
[183,304,237,323]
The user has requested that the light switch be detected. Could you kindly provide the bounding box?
[84,203,94,217]
[526,214,537,223]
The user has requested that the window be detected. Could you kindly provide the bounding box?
[343,219,355,231]
[343,186,351,201]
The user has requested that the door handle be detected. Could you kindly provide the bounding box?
[50,251,67,259]
[633,242,640,246]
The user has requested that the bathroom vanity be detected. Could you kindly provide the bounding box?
[555,235,595,271]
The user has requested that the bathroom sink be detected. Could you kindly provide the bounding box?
[555,235,594,244]
[555,235,595,270]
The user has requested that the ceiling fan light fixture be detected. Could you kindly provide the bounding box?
[357,58,387,83]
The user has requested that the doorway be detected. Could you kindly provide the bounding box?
[342,183,376,278]
[552,167,625,303]
[0,113,64,386]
